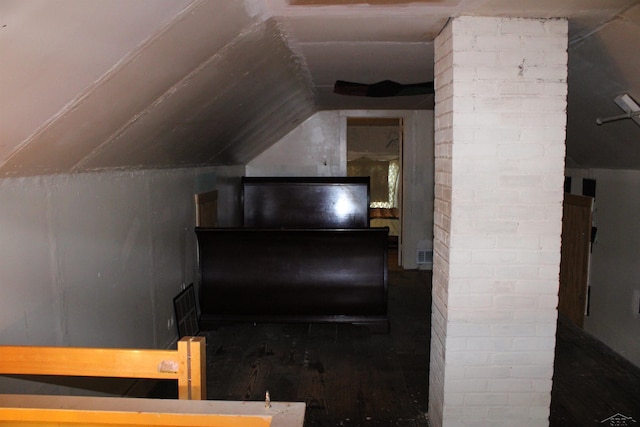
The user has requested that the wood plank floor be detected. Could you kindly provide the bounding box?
[550,315,640,426]
[149,268,640,426]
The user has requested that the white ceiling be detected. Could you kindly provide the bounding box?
[1,0,639,176]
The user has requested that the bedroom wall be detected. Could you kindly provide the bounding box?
[0,166,242,395]
[248,109,435,270]
[565,167,640,368]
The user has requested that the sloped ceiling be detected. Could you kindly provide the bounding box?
[0,1,316,176]
[1,0,639,177]
[567,4,640,169]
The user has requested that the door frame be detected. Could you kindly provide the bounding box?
[342,113,404,267]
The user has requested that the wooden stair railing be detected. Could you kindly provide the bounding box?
[0,336,206,400]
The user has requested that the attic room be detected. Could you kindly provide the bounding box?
[1,0,640,426]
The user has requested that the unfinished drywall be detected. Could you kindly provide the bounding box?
[566,167,640,368]
[247,109,434,270]
[0,166,243,395]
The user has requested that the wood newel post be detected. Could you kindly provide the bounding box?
[177,336,206,400]
[190,336,207,400]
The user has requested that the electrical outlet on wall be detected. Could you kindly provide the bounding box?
[167,316,175,330]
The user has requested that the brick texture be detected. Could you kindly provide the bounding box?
[429,16,567,427]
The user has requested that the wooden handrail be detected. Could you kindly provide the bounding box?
[0,394,306,426]
[0,337,307,426]
[0,336,206,400]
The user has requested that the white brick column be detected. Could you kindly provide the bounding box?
[429,17,568,427]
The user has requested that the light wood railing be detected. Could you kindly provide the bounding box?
[0,336,206,400]
[0,394,306,426]
[0,336,305,426]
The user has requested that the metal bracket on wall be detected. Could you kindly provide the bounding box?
[596,93,640,126]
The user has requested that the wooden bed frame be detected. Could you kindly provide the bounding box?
[197,176,389,332]
[241,176,370,228]
[197,227,389,330]
[0,337,305,426]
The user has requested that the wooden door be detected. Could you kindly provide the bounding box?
[195,190,218,227]
[558,193,593,327]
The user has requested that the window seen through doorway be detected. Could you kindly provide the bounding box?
[346,117,401,209]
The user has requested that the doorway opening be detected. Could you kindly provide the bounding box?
[346,117,403,267]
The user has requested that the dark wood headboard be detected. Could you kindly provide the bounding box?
[241,177,370,228]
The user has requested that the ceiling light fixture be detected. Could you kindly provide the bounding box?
[596,93,640,126]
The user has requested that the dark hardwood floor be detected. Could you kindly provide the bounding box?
[150,266,431,426]
[550,315,640,426]
[149,263,640,426]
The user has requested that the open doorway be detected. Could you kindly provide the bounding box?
[346,117,403,266]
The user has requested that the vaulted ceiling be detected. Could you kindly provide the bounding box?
[1,0,639,177]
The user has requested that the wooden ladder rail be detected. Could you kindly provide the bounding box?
[0,336,206,400]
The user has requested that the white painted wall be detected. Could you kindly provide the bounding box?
[248,110,434,270]
[565,167,640,368]
[0,166,243,395]
[246,111,344,177]
[400,111,435,270]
